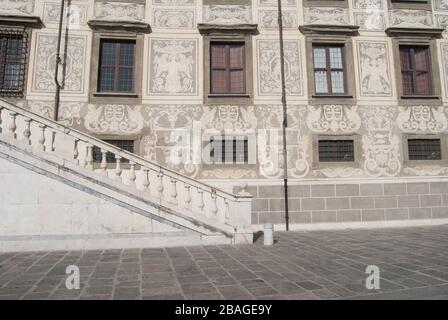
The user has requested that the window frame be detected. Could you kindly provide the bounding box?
[312,44,347,95]
[399,45,432,96]
[209,135,250,165]
[403,134,448,165]
[388,0,430,10]
[312,134,362,169]
[91,135,141,169]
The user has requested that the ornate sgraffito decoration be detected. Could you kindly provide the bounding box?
[258,0,296,7]
[257,40,302,96]
[258,9,297,29]
[43,2,88,26]
[84,104,144,134]
[389,10,433,28]
[397,106,448,133]
[361,106,401,177]
[32,34,86,93]
[28,101,54,119]
[304,7,350,25]
[313,167,364,178]
[358,42,392,96]
[352,0,383,9]
[153,0,195,5]
[434,0,448,11]
[27,101,82,126]
[153,9,195,28]
[149,39,197,95]
[0,0,33,15]
[441,43,448,97]
[306,105,361,134]
[436,14,448,29]
[203,5,251,24]
[403,166,448,176]
[201,105,257,132]
[203,169,257,179]
[354,12,385,31]
[94,2,145,22]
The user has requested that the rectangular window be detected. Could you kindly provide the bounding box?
[93,140,135,163]
[318,139,354,162]
[210,136,249,164]
[313,45,346,94]
[210,42,245,94]
[408,138,441,160]
[399,46,431,96]
[98,39,135,93]
[0,30,27,95]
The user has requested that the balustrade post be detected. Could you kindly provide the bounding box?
[157,172,164,199]
[22,118,32,145]
[100,149,108,176]
[73,139,80,165]
[0,107,3,133]
[85,144,93,169]
[224,199,230,222]
[184,185,191,208]
[114,155,122,182]
[36,124,46,152]
[129,161,136,186]
[211,192,218,216]
[197,189,204,212]
[142,167,150,192]
[8,112,17,139]
[170,178,178,204]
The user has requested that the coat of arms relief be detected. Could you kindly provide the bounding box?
[358,42,392,96]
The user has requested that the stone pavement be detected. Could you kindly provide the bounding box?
[1,225,448,300]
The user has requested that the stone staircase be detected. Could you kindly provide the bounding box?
[0,99,253,252]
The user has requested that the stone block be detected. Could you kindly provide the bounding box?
[409,208,431,220]
[385,209,409,220]
[312,211,337,223]
[432,207,448,219]
[269,199,300,211]
[420,194,442,207]
[335,184,359,196]
[374,196,397,209]
[406,183,429,195]
[429,182,448,194]
[350,197,374,209]
[290,211,311,223]
[311,185,335,197]
[397,195,420,208]
[326,197,350,210]
[384,183,407,195]
[359,184,383,196]
[289,185,311,198]
[361,209,385,221]
[258,185,283,198]
[337,210,361,222]
[302,198,325,210]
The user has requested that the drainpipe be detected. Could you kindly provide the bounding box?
[54,0,65,121]
[277,0,289,231]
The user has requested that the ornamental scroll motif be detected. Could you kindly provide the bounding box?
[84,104,144,134]
[306,105,361,133]
[397,106,448,133]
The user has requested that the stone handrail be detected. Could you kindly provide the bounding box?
[0,99,252,232]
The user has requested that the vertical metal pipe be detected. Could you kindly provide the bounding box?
[54,0,65,121]
[277,0,290,231]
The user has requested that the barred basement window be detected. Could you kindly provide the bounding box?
[318,139,354,162]
[93,140,134,163]
[408,138,441,160]
[0,29,27,96]
[210,136,249,164]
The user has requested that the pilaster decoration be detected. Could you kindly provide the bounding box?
[360,106,401,177]
[397,106,448,133]
[197,23,258,35]
[299,24,359,36]
[306,105,361,134]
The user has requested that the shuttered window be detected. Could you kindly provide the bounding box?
[210,42,245,94]
[399,46,431,96]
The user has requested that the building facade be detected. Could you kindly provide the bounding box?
[1,0,448,231]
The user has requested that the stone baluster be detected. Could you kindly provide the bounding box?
[22,118,32,145]
[114,155,122,182]
[197,189,204,212]
[184,185,191,208]
[100,149,108,176]
[211,192,218,216]
[73,139,80,165]
[8,112,17,139]
[85,144,93,169]
[170,178,178,204]
[36,124,46,152]
[157,172,164,199]
[0,107,3,133]
[224,199,230,221]
[129,161,136,187]
[142,167,150,192]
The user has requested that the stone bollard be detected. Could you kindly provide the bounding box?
[264,223,274,246]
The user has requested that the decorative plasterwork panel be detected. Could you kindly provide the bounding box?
[93,2,145,22]
[357,41,392,97]
[43,2,88,26]
[403,166,448,176]
[202,169,257,179]
[201,105,257,132]
[84,104,144,134]
[434,0,448,11]
[27,100,83,126]
[306,105,361,133]
[397,106,448,133]
[313,167,364,178]
[352,0,384,9]
[353,12,385,30]
[153,9,195,28]
[257,40,303,96]
[440,43,448,98]
[435,14,448,29]
[153,0,195,5]
[389,10,433,28]
[258,0,296,7]
[304,7,350,25]
[202,5,251,24]
[360,106,401,177]
[148,39,198,95]
[258,9,297,29]
[0,0,34,16]
[32,34,87,94]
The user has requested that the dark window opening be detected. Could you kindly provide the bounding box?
[93,140,135,163]
[210,136,249,164]
[98,39,135,93]
[210,42,245,94]
[408,138,441,160]
[312,44,346,95]
[319,140,355,162]
[399,45,431,96]
[0,29,27,96]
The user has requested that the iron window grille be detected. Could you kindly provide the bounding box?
[318,139,355,162]
[0,28,27,96]
[210,136,249,164]
[408,138,441,160]
[93,140,135,163]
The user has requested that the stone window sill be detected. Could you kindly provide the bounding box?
[208,94,250,98]
[93,92,139,98]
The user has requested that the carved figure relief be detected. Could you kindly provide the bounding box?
[153,9,195,28]
[0,0,34,16]
[434,0,448,11]
[436,14,448,29]
[201,105,257,132]
[84,104,144,134]
[304,7,350,25]
[43,2,88,26]
[358,42,392,96]
[389,10,433,28]
[259,9,297,29]
[354,12,385,30]
[149,39,197,95]
[203,5,251,24]
[352,0,383,9]
[397,106,448,133]
[306,105,361,133]
[94,2,145,22]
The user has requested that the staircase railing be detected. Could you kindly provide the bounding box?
[0,99,252,234]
